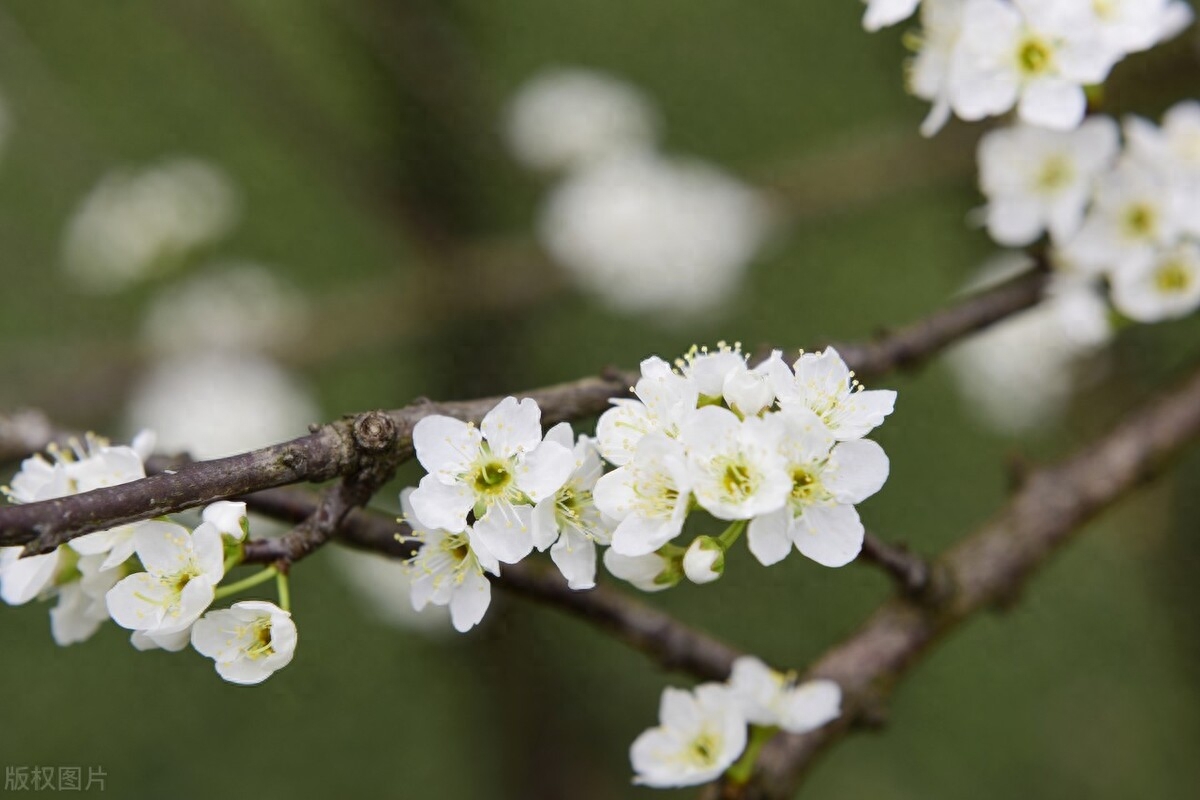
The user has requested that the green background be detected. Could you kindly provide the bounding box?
[1,2,1199,798]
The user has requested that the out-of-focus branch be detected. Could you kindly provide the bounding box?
[858,533,931,596]
[0,266,1049,555]
[713,358,1200,799]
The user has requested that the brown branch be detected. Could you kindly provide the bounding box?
[858,533,931,597]
[721,359,1200,799]
[0,266,1048,555]
[240,486,740,680]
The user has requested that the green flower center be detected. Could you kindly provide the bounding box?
[472,459,513,495]
[1036,156,1074,192]
[1123,203,1157,239]
[686,731,721,766]
[721,462,755,499]
[1017,37,1052,76]
[1155,261,1192,294]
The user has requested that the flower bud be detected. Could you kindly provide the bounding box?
[683,536,725,584]
[603,549,681,592]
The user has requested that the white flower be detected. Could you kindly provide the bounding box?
[594,434,693,557]
[106,521,225,651]
[50,554,124,646]
[1088,0,1194,55]
[62,157,239,294]
[631,684,748,788]
[679,343,782,417]
[1061,157,1183,276]
[401,489,499,633]
[409,397,574,564]
[683,536,725,585]
[141,263,309,357]
[191,600,297,685]
[727,656,842,734]
[0,546,61,606]
[682,407,791,521]
[769,347,896,440]
[530,423,615,590]
[603,549,679,592]
[949,0,1116,130]
[747,408,890,568]
[504,68,660,173]
[125,351,320,460]
[538,152,769,317]
[947,265,1111,434]
[202,501,248,542]
[1111,241,1200,323]
[1125,102,1200,238]
[864,0,921,31]
[907,0,966,137]
[596,355,698,467]
[977,118,1120,246]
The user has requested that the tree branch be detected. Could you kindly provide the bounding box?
[720,358,1200,799]
[0,266,1048,555]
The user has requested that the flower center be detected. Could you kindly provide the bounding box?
[1016,36,1053,76]
[1155,261,1192,294]
[245,620,275,659]
[720,460,756,499]
[790,467,825,506]
[1035,156,1074,192]
[1122,203,1158,239]
[472,459,513,495]
[685,730,721,767]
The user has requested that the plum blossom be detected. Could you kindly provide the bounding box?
[191,600,297,685]
[727,656,843,734]
[1110,241,1200,323]
[747,408,889,568]
[594,434,693,557]
[401,489,499,633]
[106,521,225,651]
[977,118,1120,246]
[682,536,724,585]
[408,396,574,564]
[681,407,791,522]
[769,347,896,440]
[906,0,966,137]
[603,549,679,592]
[596,356,698,466]
[949,0,1116,130]
[530,423,615,590]
[631,684,748,788]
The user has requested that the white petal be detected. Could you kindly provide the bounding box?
[0,548,60,605]
[481,396,543,458]
[516,440,575,502]
[449,569,491,632]
[747,508,794,567]
[823,440,890,504]
[779,680,842,734]
[412,414,481,482]
[610,513,681,557]
[202,500,248,541]
[792,505,865,568]
[472,503,535,564]
[409,474,474,533]
[1018,80,1086,131]
[530,497,560,552]
[550,528,597,590]
[132,521,194,576]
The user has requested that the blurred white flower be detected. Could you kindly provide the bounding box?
[62,158,240,293]
[538,152,769,317]
[124,352,319,459]
[630,684,747,788]
[1088,0,1194,54]
[504,68,660,173]
[1110,241,1200,323]
[977,118,1120,247]
[1125,101,1200,238]
[864,0,921,32]
[329,547,451,634]
[141,263,308,357]
[949,0,1116,130]
[906,0,966,137]
[947,257,1112,435]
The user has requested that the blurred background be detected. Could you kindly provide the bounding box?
[1,2,1199,798]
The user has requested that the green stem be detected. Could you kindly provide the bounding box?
[725,725,777,785]
[276,571,291,612]
[717,519,747,550]
[214,567,277,600]
[222,546,245,575]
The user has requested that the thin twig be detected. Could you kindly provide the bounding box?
[858,533,932,597]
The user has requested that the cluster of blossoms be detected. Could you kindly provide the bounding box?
[0,434,296,684]
[631,657,841,788]
[978,101,1200,323]
[863,0,1193,135]
[401,344,895,631]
